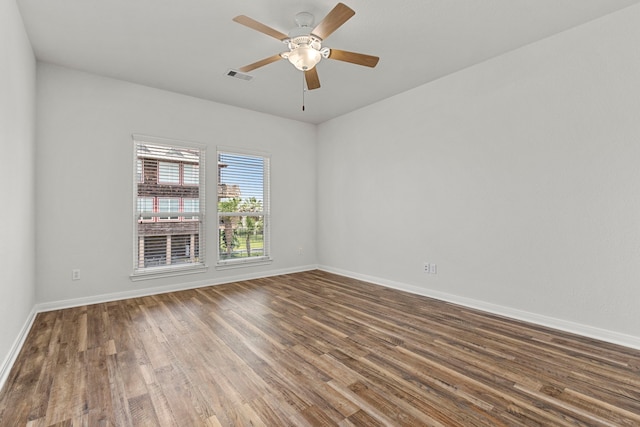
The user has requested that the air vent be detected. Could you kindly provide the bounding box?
[226,69,254,81]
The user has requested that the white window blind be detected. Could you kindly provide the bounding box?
[136,159,143,183]
[217,149,270,266]
[132,136,206,279]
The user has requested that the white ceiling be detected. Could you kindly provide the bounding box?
[17,0,640,124]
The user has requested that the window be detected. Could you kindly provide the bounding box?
[158,161,180,184]
[183,164,199,185]
[217,149,270,267]
[132,135,206,279]
[158,197,180,221]
[137,197,154,221]
[183,198,199,220]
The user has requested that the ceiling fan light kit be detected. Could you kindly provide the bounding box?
[232,2,379,92]
[281,43,325,72]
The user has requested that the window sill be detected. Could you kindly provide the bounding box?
[130,263,208,281]
[215,257,273,270]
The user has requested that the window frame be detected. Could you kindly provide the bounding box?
[131,135,207,280]
[216,147,271,269]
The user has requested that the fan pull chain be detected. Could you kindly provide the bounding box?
[302,72,305,111]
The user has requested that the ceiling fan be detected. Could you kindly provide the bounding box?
[232,3,379,90]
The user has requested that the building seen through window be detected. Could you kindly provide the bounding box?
[134,141,204,272]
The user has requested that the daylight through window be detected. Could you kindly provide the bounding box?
[217,150,270,266]
[133,137,206,278]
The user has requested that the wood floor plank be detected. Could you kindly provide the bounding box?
[128,393,160,427]
[85,346,115,426]
[1,270,639,426]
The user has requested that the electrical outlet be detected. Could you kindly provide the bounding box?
[424,262,438,274]
[298,247,304,256]
[72,269,81,281]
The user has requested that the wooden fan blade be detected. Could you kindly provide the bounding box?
[239,54,284,72]
[305,68,321,90]
[233,15,289,41]
[328,49,379,68]
[311,3,355,41]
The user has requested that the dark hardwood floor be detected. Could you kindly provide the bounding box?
[1,270,639,426]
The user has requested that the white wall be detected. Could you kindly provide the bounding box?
[36,63,316,305]
[0,0,37,382]
[317,4,640,346]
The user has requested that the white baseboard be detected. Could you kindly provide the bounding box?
[36,264,319,313]
[4,263,637,394]
[318,265,640,351]
[0,307,37,392]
